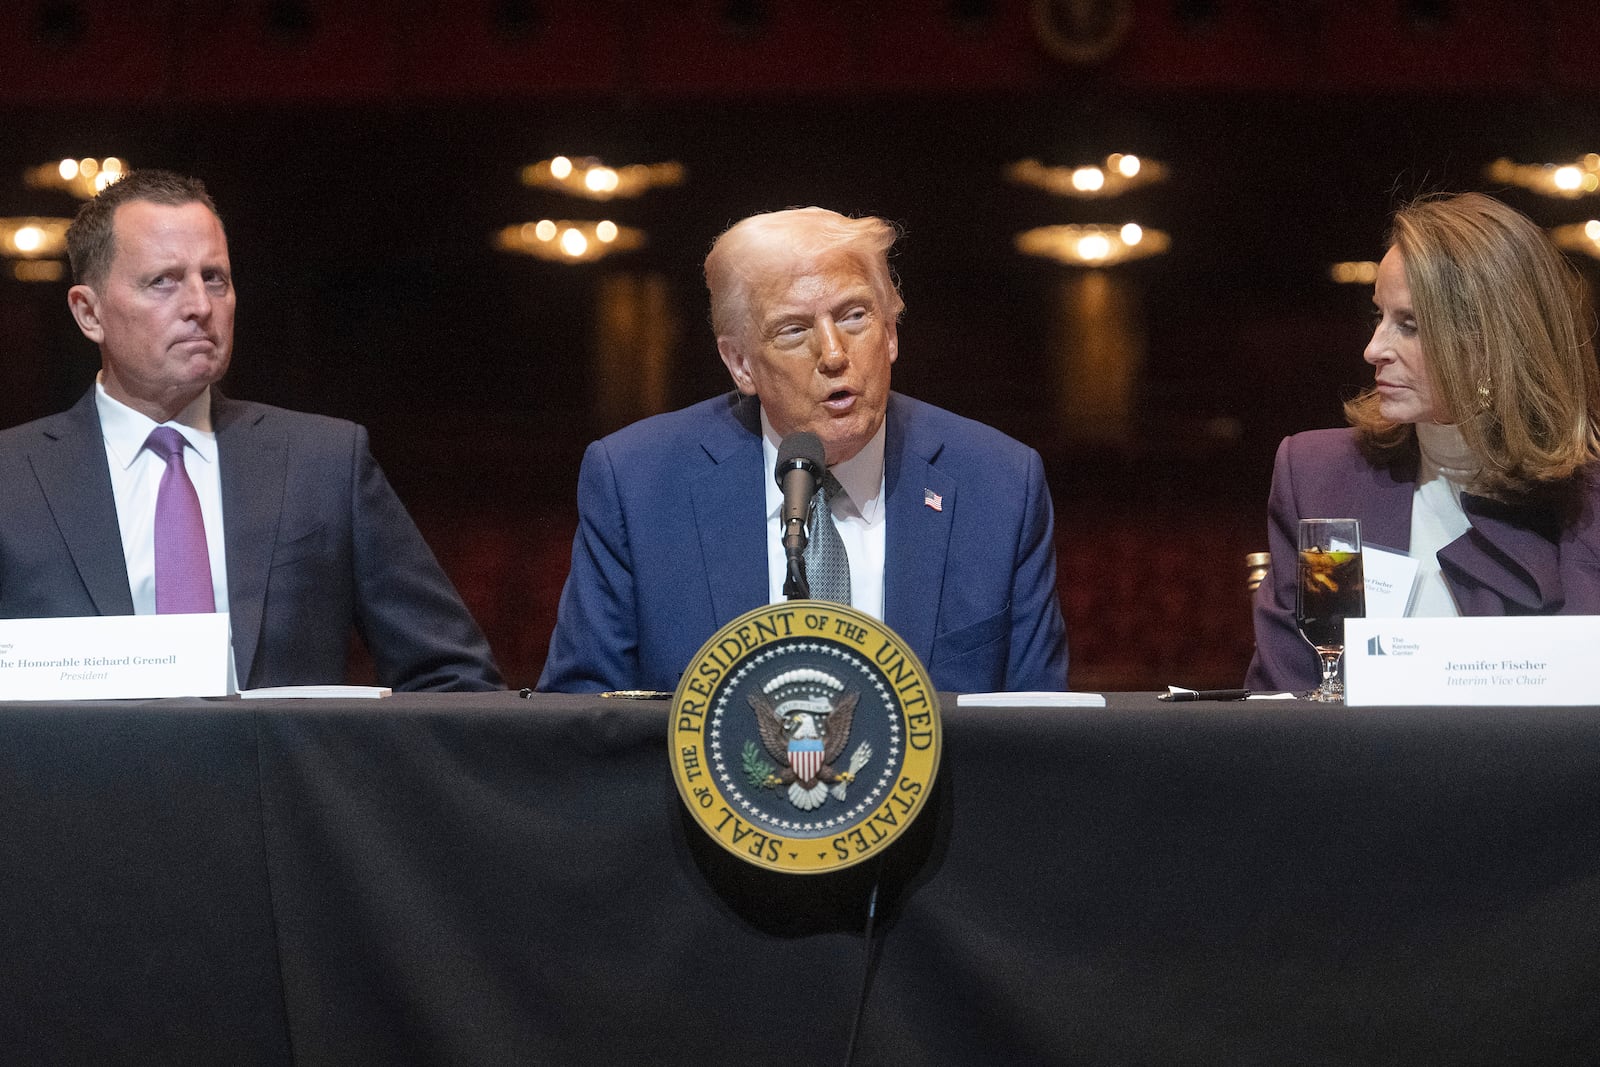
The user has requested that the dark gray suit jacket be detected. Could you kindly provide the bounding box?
[0,388,501,691]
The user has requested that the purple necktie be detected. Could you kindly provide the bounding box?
[145,426,216,614]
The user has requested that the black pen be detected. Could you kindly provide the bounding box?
[1158,688,1252,702]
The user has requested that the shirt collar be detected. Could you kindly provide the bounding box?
[95,377,218,471]
[1415,421,1478,484]
[760,409,887,524]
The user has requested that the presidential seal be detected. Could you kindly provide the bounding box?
[670,603,942,874]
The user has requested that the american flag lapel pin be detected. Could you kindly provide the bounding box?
[923,488,943,512]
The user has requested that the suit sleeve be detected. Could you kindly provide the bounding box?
[1004,448,1070,691]
[1244,436,1319,693]
[536,439,637,693]
[348,427,503,692]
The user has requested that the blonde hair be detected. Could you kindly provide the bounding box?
[1346,191,1600,497]
[703,207,904,344]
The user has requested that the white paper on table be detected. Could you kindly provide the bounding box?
[1361,544,1418,618]
[956,691,1106,708]
[238,685,392,699]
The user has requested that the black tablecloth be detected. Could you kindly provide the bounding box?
[3,693,1598,1065]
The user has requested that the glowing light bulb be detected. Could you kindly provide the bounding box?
[550,156,573,179]
[1120,223,1143,246]
[1117,155,1141,177]
[1554,166,1582,192]
[1071,167,1104,192]
[58,159,79,180]
[535,219,557,241]
[596,220,618,243]
[1586,220,1600,242]
[1076,234,1111,261]
[12,226,44,253]
[585,167,619,193]
[560,228,588,257]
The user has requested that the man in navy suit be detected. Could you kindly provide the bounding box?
[0,169,501,692]
[538,207,1068,694]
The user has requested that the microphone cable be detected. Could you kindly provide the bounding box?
[842,861,885,1067]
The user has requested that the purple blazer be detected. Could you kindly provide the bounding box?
[1246,428,1600,692]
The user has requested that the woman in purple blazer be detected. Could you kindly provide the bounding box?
[1248,193,1600,693]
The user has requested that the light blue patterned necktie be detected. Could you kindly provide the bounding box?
[805,473,851,605]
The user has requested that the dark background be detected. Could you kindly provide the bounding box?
[4,0,1600,688]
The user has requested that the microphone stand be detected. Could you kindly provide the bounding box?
[775,431,825,601]
[783,515,810,600]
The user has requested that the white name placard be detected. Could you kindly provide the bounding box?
[1344,615,1600,706]
[0,614,232,700]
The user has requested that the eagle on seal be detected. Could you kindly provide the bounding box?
[748,687,863,811]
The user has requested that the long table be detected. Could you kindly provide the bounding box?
[3,692,1598,1065]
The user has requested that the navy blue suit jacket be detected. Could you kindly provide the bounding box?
[538,392,1069,694]
[0,388,502,691]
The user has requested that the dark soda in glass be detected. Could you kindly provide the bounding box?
[1296,549,1364,650]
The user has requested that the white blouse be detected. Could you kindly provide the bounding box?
[1408,422,1477,616]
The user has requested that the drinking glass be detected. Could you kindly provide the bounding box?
[1295,518,1365,703]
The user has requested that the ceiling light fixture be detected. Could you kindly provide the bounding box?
[24,157,128,200]
[1,216,71,282]
[1015,223,1169,266]
[1549,220,1600,260]
[520,156,685,201]
[494,219,646,263]
[1006,154,1167,199]
[1485,155,1600,198]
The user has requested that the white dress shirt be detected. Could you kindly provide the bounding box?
[761,411,888,618]
[1408,422,1475,617]
[96,380,230,615]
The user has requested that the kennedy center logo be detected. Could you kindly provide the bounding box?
[670,603,942,874]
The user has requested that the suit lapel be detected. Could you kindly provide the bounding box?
[214,395,287,688]
[29,390,136,615]
[1373,445,1561,613]
[1360,452,1416,555]
[1442,494,1564,613]
[882,398,952,668]
[689,395,768,626]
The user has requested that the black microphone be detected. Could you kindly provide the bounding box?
[775,431,825,600]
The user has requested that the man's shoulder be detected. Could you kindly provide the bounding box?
[593,392,753,458]
[0,409,69,447]
[214,396,362,441]
[889,393,1041,463]
[0,394,96,457]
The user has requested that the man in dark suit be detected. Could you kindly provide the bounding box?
[0,169,501,692]
[538,207,1068,694]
